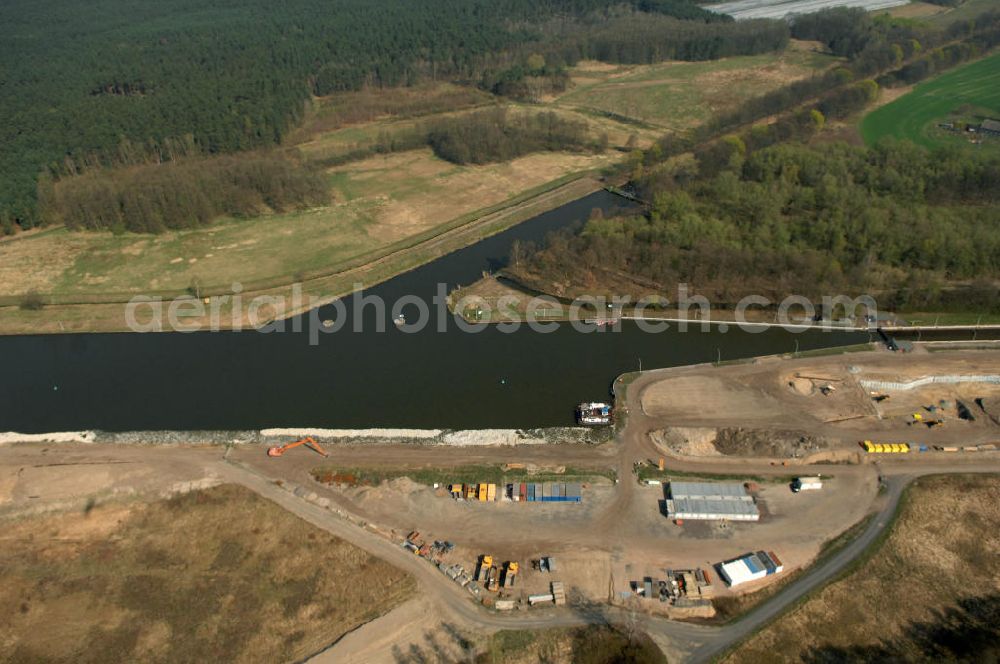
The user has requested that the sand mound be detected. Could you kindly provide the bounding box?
[261,428,441,439]
[651,427,720,457]
[440,430,544,446]
[789,377,815,396]
[0,431,96,445]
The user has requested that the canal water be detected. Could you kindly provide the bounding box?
[0,191,865,432]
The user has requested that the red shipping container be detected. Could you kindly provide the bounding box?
[519,483,527,502]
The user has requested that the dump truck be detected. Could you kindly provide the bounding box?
[486,565,499,592]
[501,561,519,588]
[476,555,493,582]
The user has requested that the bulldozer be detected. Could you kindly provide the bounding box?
[267,436,329,458]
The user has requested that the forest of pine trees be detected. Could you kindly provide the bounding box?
[0,0,787,231]
[39,155,328,233]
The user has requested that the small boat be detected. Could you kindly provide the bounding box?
[393,314,406,326]
[576,402,612,425]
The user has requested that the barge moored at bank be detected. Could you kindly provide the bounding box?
[576,402,612,425]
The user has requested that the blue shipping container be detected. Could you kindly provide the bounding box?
[756,551,777,574]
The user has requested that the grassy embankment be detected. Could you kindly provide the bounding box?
[0,47,836,335]
[0,484,415,662]
[311,463,617,487]
[448,275,885,331]
[861,51,1000,152]
[722,474,1000,663]
[635,465,802,484]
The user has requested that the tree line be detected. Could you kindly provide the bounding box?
[426,108,604,164]
[509,141,1000,310]
[608,5,1000,185]
[481,10,789,99]
[38,155,328,233]
[315,107,605,169]
[701,7,1000,141]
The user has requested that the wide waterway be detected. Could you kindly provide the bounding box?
[0,191,865,432]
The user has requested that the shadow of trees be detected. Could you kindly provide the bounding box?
[802,594,1000,664]
[391,621,475,664]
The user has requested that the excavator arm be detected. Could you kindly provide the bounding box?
[267,436,329,458]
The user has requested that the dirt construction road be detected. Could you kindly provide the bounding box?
[237,353,1000,662]
[215,449,999,663]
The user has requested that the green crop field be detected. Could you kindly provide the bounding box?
[861,52,1000,151]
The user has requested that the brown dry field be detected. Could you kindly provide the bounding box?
[0,481,414,663]
[723,473,1000,663]
[640,348,1000,452]
[327,148,615,241]
[0,175,602,335]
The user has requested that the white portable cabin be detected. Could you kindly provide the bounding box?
[792,476,823,491]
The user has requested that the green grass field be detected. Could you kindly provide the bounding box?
[861,52,1000,150]
[555,48,835,130]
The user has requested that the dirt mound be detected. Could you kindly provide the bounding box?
[651,428,720,457]
[714,428,825,458]
[978,397,1000,425]
[789,377,815,396]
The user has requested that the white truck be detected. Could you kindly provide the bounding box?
[791,476,822,493]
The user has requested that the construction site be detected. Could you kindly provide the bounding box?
[2,346,1000,662]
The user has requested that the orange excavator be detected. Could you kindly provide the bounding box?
[267,436,329,458]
